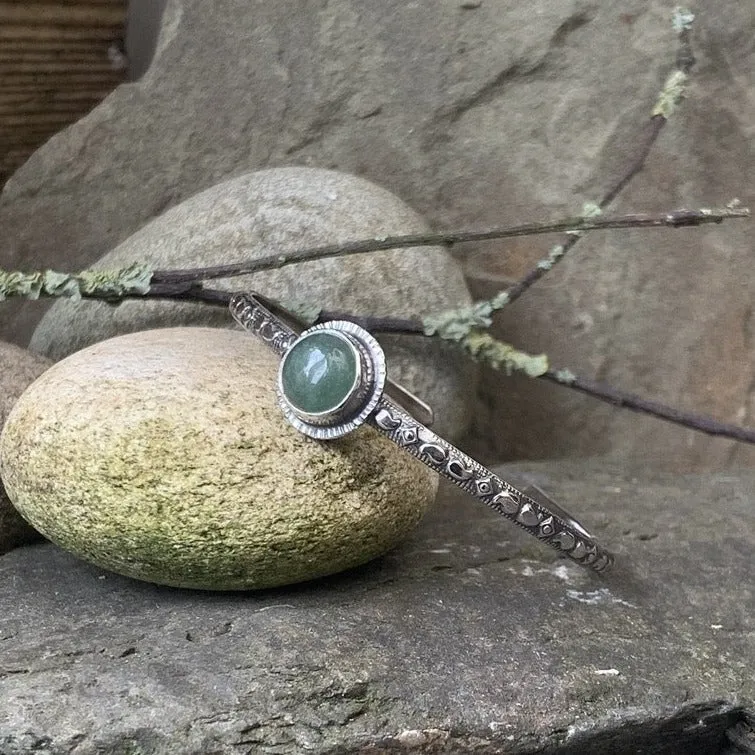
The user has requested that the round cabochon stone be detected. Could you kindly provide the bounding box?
[280,332,359,416]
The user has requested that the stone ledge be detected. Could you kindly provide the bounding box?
[0,461,752,754]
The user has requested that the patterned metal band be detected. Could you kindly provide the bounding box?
[229,292,299,357]
[230,292,614,573]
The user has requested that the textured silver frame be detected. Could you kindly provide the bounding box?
[276,321,387,440]
[230,292,614,573]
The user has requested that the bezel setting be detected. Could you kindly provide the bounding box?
[276,320,387,439]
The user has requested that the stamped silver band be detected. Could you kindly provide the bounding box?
[230,292,614,573]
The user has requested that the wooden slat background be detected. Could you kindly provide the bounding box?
[0,0,127,185]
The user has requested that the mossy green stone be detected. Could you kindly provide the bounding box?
[281,332,359,415]
[0,328,437,590]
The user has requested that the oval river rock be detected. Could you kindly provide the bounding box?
[0,328,438,590]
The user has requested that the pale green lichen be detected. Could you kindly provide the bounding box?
[78,264,153,297]
[652,70,688,119]
[0,271,42,300]
[672,7,695,33]
[0,263,152,302]
[651,8,694,118]
[423,291,510,340]
[460,330,549,377]
[581,201,602,219]
[537,244,566,271]
[566,202,602,236]
[553,368,577,385]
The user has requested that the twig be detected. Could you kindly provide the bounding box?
[541,368,755,444]
[150,205,744,286]
[0,206,746,302]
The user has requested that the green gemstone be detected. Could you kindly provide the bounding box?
[280,332,359,415]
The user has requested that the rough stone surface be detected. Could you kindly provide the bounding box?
[0,1,753,471]
[0,328,437,590]
[0,341,50,554]
[28,166,475,441]
[0,461,751,753]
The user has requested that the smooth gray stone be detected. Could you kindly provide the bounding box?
[0,461,752,754]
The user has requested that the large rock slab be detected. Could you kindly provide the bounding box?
[1,328,436,590]
[0,461,752,753]
[0,341,50,554]
[0,0,753,470]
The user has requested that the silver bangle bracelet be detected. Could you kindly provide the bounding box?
[230,292,614,574]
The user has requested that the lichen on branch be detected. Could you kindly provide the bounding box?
[672,6,695,33]
[459,330,549,378]
[422,291,510,340]
[652,70,688,119]
[0,264,152,302]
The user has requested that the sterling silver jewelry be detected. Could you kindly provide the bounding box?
[230,292,614,573]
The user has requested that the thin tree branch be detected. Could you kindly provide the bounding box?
[2,207,745,303]
[150,205,745,286]
[540,369,755,444]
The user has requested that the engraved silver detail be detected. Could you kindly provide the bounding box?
[550,531,576,552]
[516,502,542,527]
[230,292,615,574]
[582,546,598,565]
[538,516,556,538]
[400,427,419,445]
[229,293,297,357]
[475,477,495,496]
[491,490,520,516]
[420,443,448,465]
[374,408,401,431]
[446,459,474,481]
[571,540,587,559]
